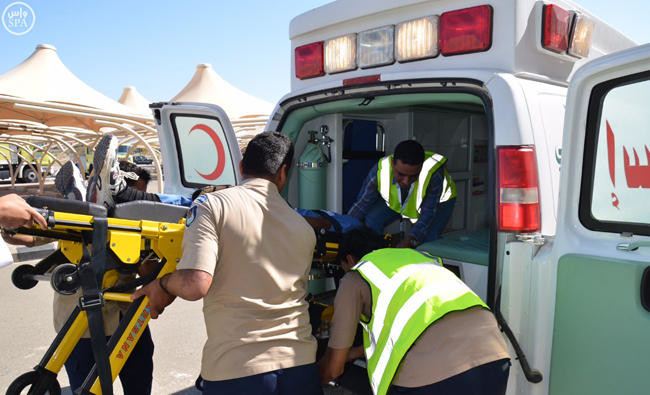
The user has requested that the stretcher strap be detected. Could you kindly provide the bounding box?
[104,270,157,293]
[78,217,113,395]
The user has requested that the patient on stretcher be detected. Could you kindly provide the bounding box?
[54,134,364,236]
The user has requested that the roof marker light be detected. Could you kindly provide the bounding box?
[295,42,324,79]
[542,4,571,53]
[325,33,357,74]
[439,5,493,56]
[358,26,394,69]
[568,13,594,58]
[396,16,439,62]
[343,74,381,86]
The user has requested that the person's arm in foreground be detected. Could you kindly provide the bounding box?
[347,164,380,221]
[132,198,218,318]
[0,193,47,229]
[318,261,366,384]
[131,269,212,319]
[319,347,351,384]
[318,344,364,384]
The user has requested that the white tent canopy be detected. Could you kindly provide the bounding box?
[0,44,137,116]
[0,44,162,191]
[118,86,152,117]
[172,63,273,120]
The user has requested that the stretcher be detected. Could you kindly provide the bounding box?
[6,196,187,395]
[5,196,381,394]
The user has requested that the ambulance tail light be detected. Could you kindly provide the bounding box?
[568,13,594,58]
[497,146,541,233]
[439,5,493,56]
[542,4,571,53]
[295,42,324,79]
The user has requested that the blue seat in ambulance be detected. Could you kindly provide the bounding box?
[342,120,385,213]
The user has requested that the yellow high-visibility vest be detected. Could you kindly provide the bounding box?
[376,152,457,222]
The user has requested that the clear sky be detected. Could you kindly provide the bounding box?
[0,0,648,106]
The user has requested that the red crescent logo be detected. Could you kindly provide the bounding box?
[189,123,226,181]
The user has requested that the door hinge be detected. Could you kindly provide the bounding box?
[516,232,545,245]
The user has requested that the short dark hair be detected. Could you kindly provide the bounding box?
[338,227,386,262]
[241,132,294,178]
[119,160,151,187]
[393,140,425,165]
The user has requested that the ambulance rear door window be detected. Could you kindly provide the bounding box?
[580,72,650,235]
[170,114,237,188]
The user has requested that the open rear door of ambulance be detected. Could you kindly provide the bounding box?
[150,102,243,197]
[549,44,650,394]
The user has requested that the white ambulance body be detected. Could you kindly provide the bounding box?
[152,0,650,393]
[264,0,642,394]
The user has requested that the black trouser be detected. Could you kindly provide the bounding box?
[388,358,511,395]
[64,326,154,394]
[114,187,160,204]
[200,363,323,395]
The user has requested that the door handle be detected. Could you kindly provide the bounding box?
[616,241,650,251]
[641,267,650,313]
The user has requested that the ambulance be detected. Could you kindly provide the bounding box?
[152,0,650,393]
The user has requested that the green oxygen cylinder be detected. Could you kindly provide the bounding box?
[298,134,327,210]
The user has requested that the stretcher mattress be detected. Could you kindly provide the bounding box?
[417,229,489,266]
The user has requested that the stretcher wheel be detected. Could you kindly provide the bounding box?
[11,264,38,290]
[50,263,80,295]
[6,370,61,395]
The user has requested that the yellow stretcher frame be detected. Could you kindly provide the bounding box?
[7,208,185,395]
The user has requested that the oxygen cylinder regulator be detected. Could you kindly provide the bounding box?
[297,125,333,210]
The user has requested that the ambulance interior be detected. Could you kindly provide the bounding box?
[281,92,492,299]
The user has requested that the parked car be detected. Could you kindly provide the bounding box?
[132,155,153,165]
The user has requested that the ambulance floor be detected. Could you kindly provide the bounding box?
[417,229,489,266]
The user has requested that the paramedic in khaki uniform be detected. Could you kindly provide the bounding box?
[132,133,322,395]
[348,140,456,247]
[318,228,510,395]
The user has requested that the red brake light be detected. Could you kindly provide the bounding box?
[542,4,571,53]
[439,5,493,56]
[295,42,324,79]
[497,146,541,233]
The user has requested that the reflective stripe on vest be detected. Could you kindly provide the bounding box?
[440,168,457,202]
[376,152,455,222]
[352,249,487,395]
